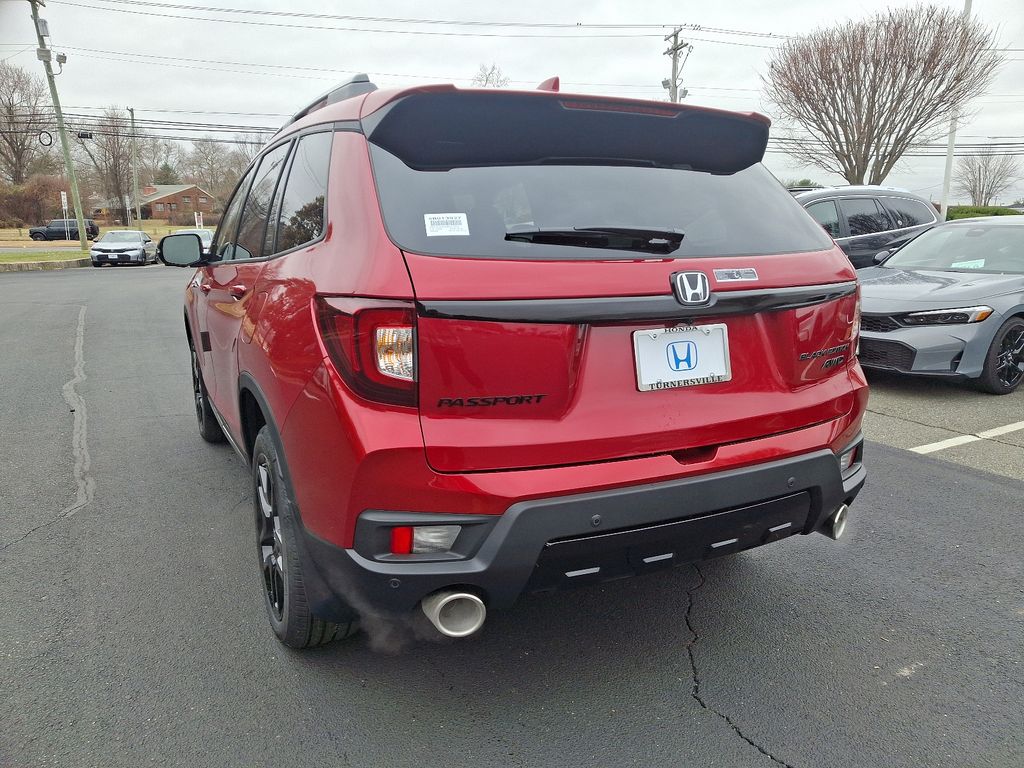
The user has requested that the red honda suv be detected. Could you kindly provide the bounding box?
[159,75,867,648]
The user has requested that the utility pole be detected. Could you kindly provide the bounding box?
[28,0,88,251]
[128,106,141,222]
[662,28,692,103]
[939,0,974,219]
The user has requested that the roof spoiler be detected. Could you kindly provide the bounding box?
[277,74,377,133]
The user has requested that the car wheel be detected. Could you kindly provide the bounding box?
[976,317,1024,395]
[189,341,226,442]
[252,425,357,648]
[30,233,46,241]
[90,261,101,268]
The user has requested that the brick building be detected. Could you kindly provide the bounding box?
[140,184,216,220]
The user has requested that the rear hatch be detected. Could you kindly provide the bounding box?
[364,90,860,473]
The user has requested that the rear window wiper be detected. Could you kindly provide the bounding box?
[505,226,685,254]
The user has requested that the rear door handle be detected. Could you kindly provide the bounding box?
[228,284,249,300]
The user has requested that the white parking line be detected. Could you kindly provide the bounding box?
[910,420,1024,455]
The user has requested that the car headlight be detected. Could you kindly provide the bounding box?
[900,306,994,326]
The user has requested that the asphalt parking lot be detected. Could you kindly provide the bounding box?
[2,266,1022,768]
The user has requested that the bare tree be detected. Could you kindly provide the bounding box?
[137,135,183,185]
[73,108,134,222]
[222,131,269,185]
[764,6,1003,185]
[471,63,510,88]
[233,132,268,168]
[954,153,1021,206]
[0,62,52,184]
[184,136,236,205]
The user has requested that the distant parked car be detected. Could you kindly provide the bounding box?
[89,230,156,266]
[858,216,1024,394]
[173,228,214,255]
[795,186,940,268]
[29,218,100,241]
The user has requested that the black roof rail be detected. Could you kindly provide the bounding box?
[278,74,377,133]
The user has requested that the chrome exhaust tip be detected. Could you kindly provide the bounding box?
[826,504,850,540]
[420,589,487,638]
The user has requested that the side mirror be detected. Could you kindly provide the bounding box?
[873,250,891,264]
[158,233,205,267]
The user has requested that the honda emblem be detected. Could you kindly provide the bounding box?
[673,272,710,306]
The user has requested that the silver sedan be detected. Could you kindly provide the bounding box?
[89,230,157,266]
[857,216,1024,394]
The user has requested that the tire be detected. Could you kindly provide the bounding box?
[30,233,46,241]
[189,341,226,442]
[91,261,101,268]
[251,425,357,648]
[975,317,1024,395]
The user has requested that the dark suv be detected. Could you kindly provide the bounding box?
[158,77,867,649]
[29,218,100,241]
[795,186,940,268]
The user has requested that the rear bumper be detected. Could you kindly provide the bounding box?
[298,438,865,621]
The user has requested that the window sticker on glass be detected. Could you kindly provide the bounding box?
[951,259,985,269]
[424,213,470,237]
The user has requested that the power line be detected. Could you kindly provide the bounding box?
[49,2,664,38]
[49,0,785,47]
[52,0,794,38]
[2,42,768,95]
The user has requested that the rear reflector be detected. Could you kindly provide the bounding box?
[390,526,413,555]
[315,296,418,407]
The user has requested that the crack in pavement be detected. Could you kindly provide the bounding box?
[684,564,797,768]
[866,408,1024,450]
[2,306,94,554]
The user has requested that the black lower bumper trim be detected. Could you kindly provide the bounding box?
[527,491,810,592]
[300,443,865,621]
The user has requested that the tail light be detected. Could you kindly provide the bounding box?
[852,286,861,354]
[315,296,417,407]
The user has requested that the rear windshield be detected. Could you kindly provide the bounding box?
[369,147,833,259]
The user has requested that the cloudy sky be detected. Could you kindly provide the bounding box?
[2,0,1022,202]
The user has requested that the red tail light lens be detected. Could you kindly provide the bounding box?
[315,296,418,407]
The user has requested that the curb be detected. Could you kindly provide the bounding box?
[0,257,91,273]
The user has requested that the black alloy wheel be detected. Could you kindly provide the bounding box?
[190,342,225,442]
[978,318,1024,395]
[256,454,286,623]
[249,426,355,648]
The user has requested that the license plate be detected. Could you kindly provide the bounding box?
[632,323,732,391]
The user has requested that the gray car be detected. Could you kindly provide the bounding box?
[857,216,1024,394]
[795,185,941,268]
[89,230,156,266]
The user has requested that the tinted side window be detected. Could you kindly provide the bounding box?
[840,198,893,237]
[882,198,935,228]
[234,142,291,261]
[805,200,841,238]
[213,168,255,261]
[271,132,332,254]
